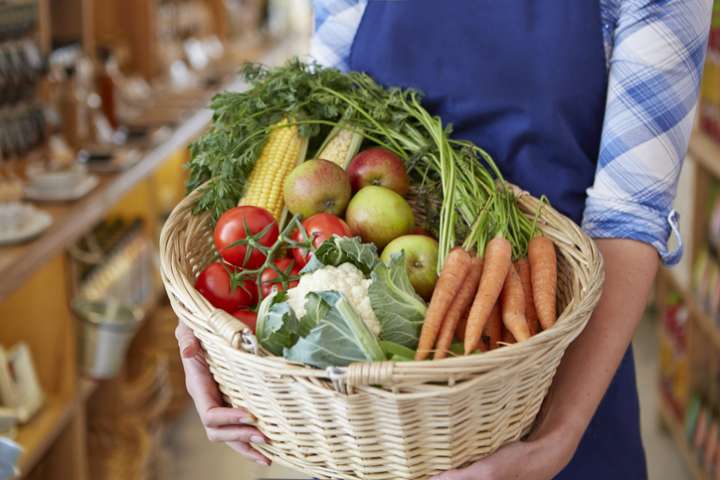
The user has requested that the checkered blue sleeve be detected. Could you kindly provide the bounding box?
[582,0,712,265]
[310,0,367,70]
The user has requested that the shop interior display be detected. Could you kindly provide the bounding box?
[656,5,720,478]
[0,0,303,478]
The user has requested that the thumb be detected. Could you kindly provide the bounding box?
[430,469,470,480]
[175,322,200,358]
[431,461,493,480]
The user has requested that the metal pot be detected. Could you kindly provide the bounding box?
[73,299,141,379]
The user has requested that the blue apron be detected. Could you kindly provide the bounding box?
[349,1,647,478]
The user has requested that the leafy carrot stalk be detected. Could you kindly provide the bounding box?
[464,234,512,354]
[528,234,557,330]
[434,256,484,360]
[484,302,502,350]
[501,265,530,341]
[416,247,472,360]
[515,258,540,335]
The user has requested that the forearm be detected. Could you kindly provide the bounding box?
[530,239,659,453]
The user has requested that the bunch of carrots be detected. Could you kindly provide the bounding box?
[416,191,558,360]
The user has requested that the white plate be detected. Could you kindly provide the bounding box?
[24,175,99,202]
[0,208,52,246]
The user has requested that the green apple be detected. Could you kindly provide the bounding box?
[381,235,439,299]
[345,186,414,249]
[284,159,351,218]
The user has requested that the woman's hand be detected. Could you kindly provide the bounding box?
[434,239,659,480]
[429,428,576,480]
[175,322,271,466]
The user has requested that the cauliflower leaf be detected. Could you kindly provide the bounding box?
[369,253,427,349]
[301,235,379,276]
[284,291,385,368]
[256,291,299,356]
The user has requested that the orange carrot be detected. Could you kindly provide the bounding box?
[516,258,540,336]
[458,319,490,353]
[434,257,484,360]
[416,247,472,360]
[464,234,512,353]
[501,265,530,341]
[528,235,557,330]
[455,316,467,341]
[484,302,502,350]
[502,327,516,344]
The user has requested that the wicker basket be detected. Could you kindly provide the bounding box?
[159,185,604,480]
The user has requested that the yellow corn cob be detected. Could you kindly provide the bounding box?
[239,119,308,220]
[316,124,364,168]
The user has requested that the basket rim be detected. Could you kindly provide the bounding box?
[160,182,604,384]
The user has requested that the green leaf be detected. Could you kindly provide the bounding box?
[284,291,385,368]
[301,235,379,276]
[390,354,413,362]
[297,291,330,336]
[369,253,427,349]
[256,292,299,355]
[450,342,465,356]
[380,340,416,360]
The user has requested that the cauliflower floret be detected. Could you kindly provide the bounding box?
[286,263,381,336]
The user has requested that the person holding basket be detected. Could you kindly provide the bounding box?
[176,1,712,478]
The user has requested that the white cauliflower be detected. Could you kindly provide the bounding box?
[286,262,381,336]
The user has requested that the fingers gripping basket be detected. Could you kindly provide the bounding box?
[159,185,603,480]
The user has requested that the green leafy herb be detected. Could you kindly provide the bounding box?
[368,254,427,349]
[284,291,385,368]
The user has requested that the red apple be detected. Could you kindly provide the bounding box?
[381,235,439,300]
[284,159,351,218]
[347,147,410,195]
[345,186,414,249]
[410,226,432,237]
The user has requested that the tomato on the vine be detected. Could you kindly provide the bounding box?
[214,206,279,268]
[194,262,257,311]
[232,309,258,334]
[290,213,353,267]
[260,258,300,297]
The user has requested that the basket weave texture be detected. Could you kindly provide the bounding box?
[159,184,604,480]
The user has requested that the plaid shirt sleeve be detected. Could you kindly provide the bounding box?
[582,0,712,265]
[311,0,713,265]
[310,0,367,70]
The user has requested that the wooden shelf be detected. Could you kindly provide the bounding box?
[659,268,720,351]
[0,105,214,302]
[659,398,710,480]
[689,129,720,179]
[17,380,96,476]
[0,37,304,302]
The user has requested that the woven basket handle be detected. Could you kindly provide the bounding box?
[207,309,257,353]
[337,361,395,393]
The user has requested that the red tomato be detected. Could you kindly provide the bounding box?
[290,213,353,267]
[194,262,257,311]
[260,258,300,297]
[232,309,257,334]
[214,206,279,268]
